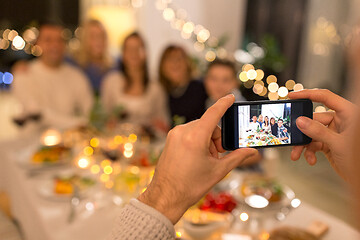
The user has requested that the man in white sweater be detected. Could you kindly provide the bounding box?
[12,22,93,129]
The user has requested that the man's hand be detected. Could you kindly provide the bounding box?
[288,89,357,180]
[138,94,260,224]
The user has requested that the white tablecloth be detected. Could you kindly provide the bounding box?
[1,132,359,240]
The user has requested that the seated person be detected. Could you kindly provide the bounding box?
[257,114,264,128]
[12,21,94,129]
[270,117,278,136]
[158,45,207,126]
[277,119,289,143]
[262,116,271,132]
[101,32,169,130]
[204,59,245,109]
[249,115,260,132]
[68,19,114,95]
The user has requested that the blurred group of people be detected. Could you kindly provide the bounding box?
[11,19,245,131]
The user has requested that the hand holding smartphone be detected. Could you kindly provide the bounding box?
[221,99,313,150]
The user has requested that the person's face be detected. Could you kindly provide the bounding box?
[265,117,269,123]
[123,36,146,69]
[37,26,65,67]
[278,121,283,127]
[252,116,257,123]
[258,115,263,122]
[205,65,237,101]
[162,49,189,86]
[85,24,107,59]
[270,119,275,125]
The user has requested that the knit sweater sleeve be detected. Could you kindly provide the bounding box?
[108,199,176,240]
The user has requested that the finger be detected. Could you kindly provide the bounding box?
[200,94,235,136]
[211,126,225,153]
[288,89,352,112]
[209,140,218,158]
[296,116,338,146]
[221,148,259,172]
[291,146,305,161]
[304,149,317,166]
[313,112,335,126]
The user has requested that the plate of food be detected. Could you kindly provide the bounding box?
[36,172,97,201]
[16,144,72,170]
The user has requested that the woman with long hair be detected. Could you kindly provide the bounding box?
[159,45,207,126]
[70,19,113,94]
[263,116,271,132]
[101,32,168,129]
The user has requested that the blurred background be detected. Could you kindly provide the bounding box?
[0,0,359,239]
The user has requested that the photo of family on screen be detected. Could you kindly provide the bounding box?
[238,103,291,147]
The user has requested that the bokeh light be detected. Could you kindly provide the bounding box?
[268,82,279,93]
[90,138,100,148]
[12,36,25,50]
[246,69,257,80]
[163,8,175,21]
[293,83,304,92]
[205,50,216,62]
[268,92,279,100]
[266,75,277,84]
[242,64,254,72]
[100,173,110,182]
[3,72,13,84]
[182,21,194,34]
[278,87,289,98]
[253,84,264,95]
[197,29,210,43]
[104,165,113,175]
[124,150,134,158]
[101,159,111,168]
[239,212,249,222]
[285,80,296,90]
[83,146,94,156]
[114,135,124,145]
[255,69,264,80]
[128,134,137,143]
[239,71,248,82]
[291,198,301,208]
[90,164,100,174]
[41,129,61,146]
[78,158,90,169]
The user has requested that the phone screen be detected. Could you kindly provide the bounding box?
[238,103,292,147]
[222,99,313,150]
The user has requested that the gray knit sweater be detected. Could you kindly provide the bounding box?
[108,199,176,240]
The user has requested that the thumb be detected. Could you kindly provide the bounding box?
[296,116,337,146]
[221,148,260,172]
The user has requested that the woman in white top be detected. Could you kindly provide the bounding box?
[262,116,271,132]
[101,32,169,129]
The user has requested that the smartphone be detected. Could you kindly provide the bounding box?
[221,99,313,150]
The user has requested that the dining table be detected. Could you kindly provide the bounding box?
[1,125,359,240]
